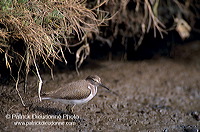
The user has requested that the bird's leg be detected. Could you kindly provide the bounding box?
[66,105,71,112]
[66,104,76,115]
[71,104,76,112]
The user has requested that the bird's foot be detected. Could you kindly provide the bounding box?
[66,105,75,115]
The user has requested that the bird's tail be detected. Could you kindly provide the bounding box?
[41,97,51,100]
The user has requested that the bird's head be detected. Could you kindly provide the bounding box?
[86,75,109,90]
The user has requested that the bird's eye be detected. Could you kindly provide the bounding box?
[92,79,98,83]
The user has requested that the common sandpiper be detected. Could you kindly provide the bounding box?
[42,75,109,113]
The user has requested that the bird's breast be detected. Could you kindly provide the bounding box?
[88,84,97,97]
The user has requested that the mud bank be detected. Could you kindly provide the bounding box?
[0,41,200,131]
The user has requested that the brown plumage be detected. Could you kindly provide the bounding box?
[41,75,110,113]
[45,80,91,100]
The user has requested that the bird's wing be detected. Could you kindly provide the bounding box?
[46,80,91,100]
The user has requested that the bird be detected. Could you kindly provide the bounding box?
[41,75,109,113]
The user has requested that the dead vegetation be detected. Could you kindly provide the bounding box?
[0,0,106,73]
[98,0,199,50]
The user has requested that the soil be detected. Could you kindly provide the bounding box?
[0,41,200,131]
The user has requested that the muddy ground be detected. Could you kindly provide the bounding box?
[0,41,200,131]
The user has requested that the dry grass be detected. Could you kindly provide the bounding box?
[100,0,197,50]
[0,0,103,68]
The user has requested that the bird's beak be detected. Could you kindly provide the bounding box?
[99,83,110,90]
